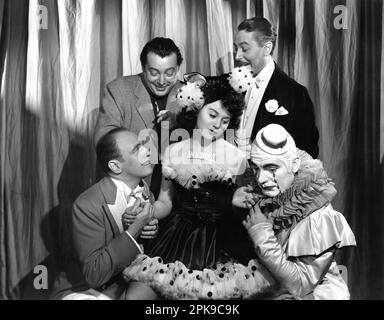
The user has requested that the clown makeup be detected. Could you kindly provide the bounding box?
[250,157,295,198]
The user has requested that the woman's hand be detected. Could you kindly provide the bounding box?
[122,198,157,239]
[140,218,159,239]
[127,202,154,240]
[242,204,269,230]
[232,185,257,209]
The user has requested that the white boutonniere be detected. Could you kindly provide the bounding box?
[265,99,279,113]
[265,99,289,115]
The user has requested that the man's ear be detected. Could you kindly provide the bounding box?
[291,157,301,173]
[108,159,122,174]
[263,41,273,55]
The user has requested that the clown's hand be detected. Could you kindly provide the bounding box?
[242,204,269,231]
[232,185,256,209]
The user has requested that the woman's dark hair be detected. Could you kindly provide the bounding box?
[140,37,183,67]
[175,74,245,135]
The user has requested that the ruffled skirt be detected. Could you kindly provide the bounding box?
[123,254,275,300]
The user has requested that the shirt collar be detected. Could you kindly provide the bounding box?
[255,57,275,82]
[110,178,144,199]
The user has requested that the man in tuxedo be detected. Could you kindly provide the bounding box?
[233,17,319,159]
[52,129,158,300]
[94,37,184,198]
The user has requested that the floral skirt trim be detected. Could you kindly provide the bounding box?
[123,254,275,300]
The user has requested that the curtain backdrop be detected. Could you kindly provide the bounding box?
[0,0,383,299]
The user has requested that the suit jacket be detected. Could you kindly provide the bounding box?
[250,65,319,158]
[51,177,154,300]
[94,74,183,146]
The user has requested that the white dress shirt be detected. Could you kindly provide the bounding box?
[111,178,150,254]
[111,178,149,207]
[235,57,275,158]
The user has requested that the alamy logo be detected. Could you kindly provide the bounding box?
[333,5,348,30]
[33,265,48,290]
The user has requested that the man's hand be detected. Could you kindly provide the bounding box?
[242,204,270,231]
[140,218,159,239]
[127,202,153,240]
[232,185,257,209]
[156,110,170,123]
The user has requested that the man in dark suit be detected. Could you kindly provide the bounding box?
[94,37,184,198]
[233,17,319,159]
[52,129,158,300]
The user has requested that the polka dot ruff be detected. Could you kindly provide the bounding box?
[228,66,254,93]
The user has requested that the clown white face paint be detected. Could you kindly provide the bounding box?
[250,157,295,197]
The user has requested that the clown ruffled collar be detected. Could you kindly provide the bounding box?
[256,151,337,233]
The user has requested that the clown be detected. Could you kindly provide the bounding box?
[249,123,299,198]
[233,123,357,299]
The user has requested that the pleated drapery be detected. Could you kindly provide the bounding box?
[0,0,383,299]
[122,0,149,75]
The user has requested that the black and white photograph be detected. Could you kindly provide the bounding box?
[0,0,383,304]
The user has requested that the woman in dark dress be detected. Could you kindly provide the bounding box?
[123,75,272,299]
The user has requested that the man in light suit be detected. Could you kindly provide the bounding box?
[233,17,319,159]
[94,37,184,198]
[52,129,159,300]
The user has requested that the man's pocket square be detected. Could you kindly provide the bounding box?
[275,106,289,115]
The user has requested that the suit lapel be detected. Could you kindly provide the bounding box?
[251,68,278,140]
[99,177,126,236]
[166,81,182,111]
[134,78,183,151]
[252,65,292,139]
[251,66,292,141]
[134,75,155,129]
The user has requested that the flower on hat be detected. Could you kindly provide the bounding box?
[265,99,279,113]
[228,66,254,93]
[176,82,205,111]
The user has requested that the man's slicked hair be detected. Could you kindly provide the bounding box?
[140,37,183,68]
[238,17,277,54]
[96,128,128,173]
